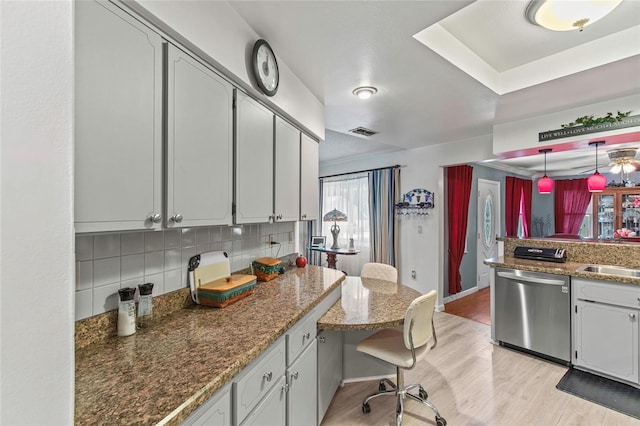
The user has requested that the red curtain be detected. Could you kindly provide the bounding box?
[505,177,532,237]
[554,178,591,235]
[447,165,473,295]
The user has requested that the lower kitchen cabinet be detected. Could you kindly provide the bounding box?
[287,340,317,426]
[182,383,232,426]
[573,277,640,385]
[317,330,343,423]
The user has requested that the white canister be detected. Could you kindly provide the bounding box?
[117,287,137,337]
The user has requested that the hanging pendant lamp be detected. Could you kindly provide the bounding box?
[537,148,554,194]
[587,141,607,192]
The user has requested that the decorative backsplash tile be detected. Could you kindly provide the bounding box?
[74,222,297,320]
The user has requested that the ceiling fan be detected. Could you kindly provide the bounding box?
[575,147,640,175]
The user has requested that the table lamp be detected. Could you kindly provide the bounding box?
[323,208,348,249]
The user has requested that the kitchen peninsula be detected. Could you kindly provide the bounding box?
[75,266,344,425]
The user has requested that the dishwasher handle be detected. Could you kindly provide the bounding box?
[497,271,566,286]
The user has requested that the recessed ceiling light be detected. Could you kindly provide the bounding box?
[525,0,623,32]
[352,86,377,100]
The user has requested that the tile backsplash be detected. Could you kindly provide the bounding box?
[75,222,296,321]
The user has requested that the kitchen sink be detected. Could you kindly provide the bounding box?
[576,264,640,278]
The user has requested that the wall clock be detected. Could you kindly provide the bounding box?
[251,39,279,97]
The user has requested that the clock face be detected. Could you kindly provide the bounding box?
[252,39,279,96]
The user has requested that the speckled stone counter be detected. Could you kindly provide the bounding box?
[489,237,640,285]
[318,276,421,330]
[75,265,345,426]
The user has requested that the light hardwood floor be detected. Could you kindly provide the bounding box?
[320,312,639,426]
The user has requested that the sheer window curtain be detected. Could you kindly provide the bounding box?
[321,174,370,275]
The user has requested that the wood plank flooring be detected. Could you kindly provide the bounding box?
[320,312,639,426]
[444,287,491,325]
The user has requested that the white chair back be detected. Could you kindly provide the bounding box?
[403,290,437,350]
[361,262,398,283]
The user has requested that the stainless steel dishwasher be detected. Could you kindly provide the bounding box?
[494,267,571,364]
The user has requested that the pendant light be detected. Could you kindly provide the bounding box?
[537,148,554,194]
[587,141,607,192]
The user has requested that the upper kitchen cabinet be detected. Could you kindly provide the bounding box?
[300,134,319,221]
[166,44,233,228]
[274,117,301,223]
[235,92,274,224]
[75,0,163,233]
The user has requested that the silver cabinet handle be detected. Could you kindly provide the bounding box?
[148,213,161,224]
[291,371,299,380]
[282,383,289,392]
[303,332,310,340]
[301,213,307,219]
[630,313,637,320]
[263,371,273,382]
[170,213,183,223]
[277,214,283,220]
[318,336,326,343]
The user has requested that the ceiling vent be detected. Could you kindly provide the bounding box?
[349,127,378,137]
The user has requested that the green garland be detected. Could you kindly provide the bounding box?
[561,110,631,128]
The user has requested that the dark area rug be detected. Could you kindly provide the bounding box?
[556,368,640,419]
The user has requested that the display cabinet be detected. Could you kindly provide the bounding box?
[592,187,640,239]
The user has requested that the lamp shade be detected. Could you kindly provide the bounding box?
[587,172,607,192]
[323,209,348,222]
[537,176,554,194]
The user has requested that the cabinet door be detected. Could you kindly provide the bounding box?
[166,44,233,228]
[300,134,319,221]
[287,340,317,426]
[240,376,286,426]
[274,117,300,223]
[235,92,274,224]
[75,0,163,232]
[574,300,639,383]
[593,193,615,239]
[620,191,640,235]
[317,330,343,423]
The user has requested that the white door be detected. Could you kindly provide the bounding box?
[477,179,500,289]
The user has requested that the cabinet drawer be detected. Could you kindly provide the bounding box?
[239,375,286,426]
[234,338,286,424]
[182,383,231,426]
[573,278,640,309]
[287,313,316,366]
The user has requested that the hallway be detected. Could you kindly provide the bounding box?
[444,287,490,325]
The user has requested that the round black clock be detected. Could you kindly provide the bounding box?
[251,39,279,97]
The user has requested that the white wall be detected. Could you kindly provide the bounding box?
[129,0,325,141]
[493,93,640,156]
[320,134,494,305]
[0,1,75,423]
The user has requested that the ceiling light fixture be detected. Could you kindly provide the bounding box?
[525,0,623,32]
[537,148,554,194]
[587,141,607,192]
[608,148,638,174]
[352,86,377,100]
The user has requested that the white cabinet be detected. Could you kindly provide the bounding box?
[300,134,319,221]
[182,383,232,426]
[317,329,343,423]
[75,0,163,232]
[573,278,640,385]
[274,117,301,223]
[287,340,317,426]
[166,44,233,228]
[234,92,274,224]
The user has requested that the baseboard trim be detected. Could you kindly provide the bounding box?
[341,374,395,386]
[443,286,478,304]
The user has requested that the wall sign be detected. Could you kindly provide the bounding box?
[538,114,640,142]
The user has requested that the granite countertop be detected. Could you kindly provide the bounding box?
[485,256,640,286]
[318,276,421,331]
[75,265,345,426]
